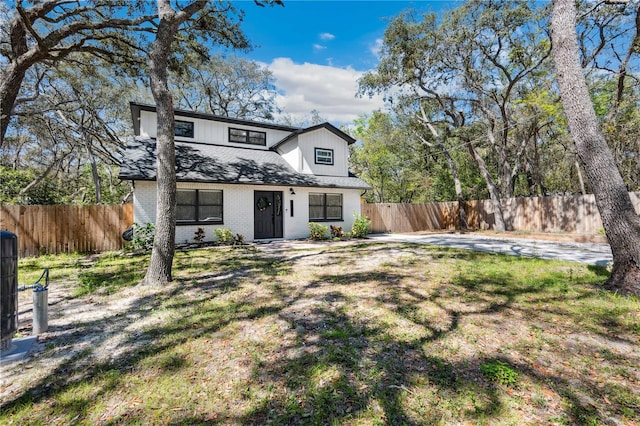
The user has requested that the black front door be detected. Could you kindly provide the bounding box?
[254,191,283,239]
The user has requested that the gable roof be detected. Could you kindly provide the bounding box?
[119,138,371,190]
[271,122,357,151]
[130,103,356,150]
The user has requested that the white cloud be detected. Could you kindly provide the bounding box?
[370,38,384,59]
[266,58,385,125]
[319,32,336,41]
[312,43,327,51]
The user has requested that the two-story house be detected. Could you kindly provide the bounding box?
[119,103,371,243]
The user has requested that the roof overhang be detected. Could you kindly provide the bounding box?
[129,102,300,136]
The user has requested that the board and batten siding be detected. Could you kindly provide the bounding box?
[298,129,349,176]
[138,110,293,148]
[276,137,301,173]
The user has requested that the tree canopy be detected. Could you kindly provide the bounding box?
[0,1,281,206]
[356,0,639,210]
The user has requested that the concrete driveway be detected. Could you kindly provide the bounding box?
[367,233,613,266]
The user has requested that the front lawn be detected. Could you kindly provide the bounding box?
[2,242,638,425]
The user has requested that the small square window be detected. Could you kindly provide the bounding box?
[315,148,334,165]
[175,120,194,138]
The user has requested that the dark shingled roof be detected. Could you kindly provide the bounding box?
[271,122,356,151]
[119,138,371,190]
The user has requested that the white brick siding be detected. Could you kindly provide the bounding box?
[133,181,363,243]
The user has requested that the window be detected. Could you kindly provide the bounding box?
[175,120,194,138]
[309,193,343,221]
[229,127,266,146]
[176,189,223,224]
[314,148,334,165]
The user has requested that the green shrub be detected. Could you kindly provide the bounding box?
[351,213,371,238]
[215,228,234,245]
[308,222,329,240]
[480,360,519,386]
[128,223,155,253]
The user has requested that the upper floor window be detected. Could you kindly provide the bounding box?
[176,189,223,224]
[229,128,266,146]
[315,148,334,165]
[175,120,194,138]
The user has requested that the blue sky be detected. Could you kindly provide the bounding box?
[230,1,458,125]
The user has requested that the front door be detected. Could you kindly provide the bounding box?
[254,191,283,239]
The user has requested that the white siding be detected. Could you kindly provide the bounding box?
[138,110,292,149]
[298,129,349,176]
[277,137,301,172]
[133,182,362,242]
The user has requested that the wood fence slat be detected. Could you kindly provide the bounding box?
[0,204,133,257]
[1,194,637,257]
[362,192,640,235]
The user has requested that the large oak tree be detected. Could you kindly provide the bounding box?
[359,1,552,232]
[142,0,281,286]
[552,0,640,295]
[0,0,155,144]
[142,0,250,285]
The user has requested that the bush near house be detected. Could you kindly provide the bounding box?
[351,214,371,238]
[214,228,234,245]
[308,222,329,240]
[127,222,155,253]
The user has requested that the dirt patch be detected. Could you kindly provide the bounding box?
[1,241,637,425]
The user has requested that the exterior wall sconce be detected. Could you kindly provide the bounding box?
[289,188,296,195]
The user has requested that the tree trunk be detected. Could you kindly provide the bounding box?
[81,126,102,204]
[443,148,469,231]
[1,11,28,144]
[467,141,507,232]
[574,160,586,195]
[1,61,30,144]
[142,5,180,286]
[18,158,59,199]
[552,0,640,295]
[141,0,209,286]
[423,122,468,230]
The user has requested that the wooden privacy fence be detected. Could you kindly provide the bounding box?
[362,192,640,234]
[0,204,133,257]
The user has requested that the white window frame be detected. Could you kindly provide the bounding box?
[314,148,334,165]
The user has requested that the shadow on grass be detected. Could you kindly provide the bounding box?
[2,243,637,425]
[587,263,611,277]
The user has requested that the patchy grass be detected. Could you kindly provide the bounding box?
[3,242,639,425]
[18,252,82,285]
